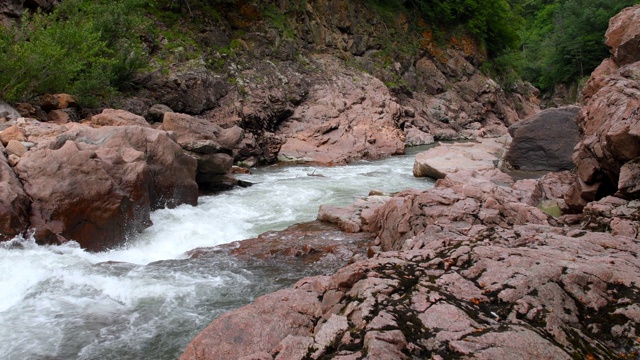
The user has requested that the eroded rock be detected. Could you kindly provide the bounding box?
[14,124,198,250]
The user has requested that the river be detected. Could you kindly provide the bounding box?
[0,148,434,360]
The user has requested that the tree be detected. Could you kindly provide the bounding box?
[521,0,639,91]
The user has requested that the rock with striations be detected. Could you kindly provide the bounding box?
[505,106,581,171]
[567,4,640,210]
[14,124,198,251]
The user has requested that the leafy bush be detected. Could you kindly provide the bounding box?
[0,0,149,105]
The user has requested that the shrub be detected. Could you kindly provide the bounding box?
[0,0,149,105]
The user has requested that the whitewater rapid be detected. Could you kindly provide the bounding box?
[0,149,433,360]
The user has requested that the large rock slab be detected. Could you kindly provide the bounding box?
[413,136,509,179]
[14,124,198,250]
[276,55,405,165]
[505,106,581,171]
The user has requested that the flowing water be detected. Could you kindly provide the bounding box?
[0,148,434,360]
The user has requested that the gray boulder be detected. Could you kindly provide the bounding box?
[505,106,581,171]
[0,101,20,121]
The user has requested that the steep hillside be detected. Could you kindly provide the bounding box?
[0,0,538,248]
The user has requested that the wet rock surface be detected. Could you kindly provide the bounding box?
[0,118,199,250]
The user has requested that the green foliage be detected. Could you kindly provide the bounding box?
[482,50,526,89]
[368,0,524,57]
[521,0,640,91]
[264,4,295,39]
[0,0,149,105]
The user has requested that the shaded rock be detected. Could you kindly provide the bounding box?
[413,136,509,179]
[567,6,640,209]
[161,112,244,191]
[14,124,197,250]
[568,61,640,207]
[147,104,173,123]
[619,157,640,197]
[0,101,20,121]
[0,142,29,241]
[505,106,580,171]
[40,93,77,112]
[90,109,150,128]
[47,109,71,124]
[581,58,619,99]
[398,71,537,143]
[142,62,228,114]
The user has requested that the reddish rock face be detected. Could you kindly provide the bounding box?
[605,4,640,66]
[180,168,639,360]
[89,109,151,128]
[161,112,246,191]
[276,55,405,165]
[14,124,197,251]
[567,5,640,210]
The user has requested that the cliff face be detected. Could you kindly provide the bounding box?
[0,0,539,247]
[566,4,640,211]
[124,0,540,164]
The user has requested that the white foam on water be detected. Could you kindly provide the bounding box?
[0,150,434,359]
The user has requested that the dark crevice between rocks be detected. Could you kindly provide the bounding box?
[556,279,637,359]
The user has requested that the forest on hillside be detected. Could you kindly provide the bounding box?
[0,0,638,104]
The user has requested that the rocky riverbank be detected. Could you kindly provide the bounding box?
[179,5,640,359]
[0,0,538,249]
